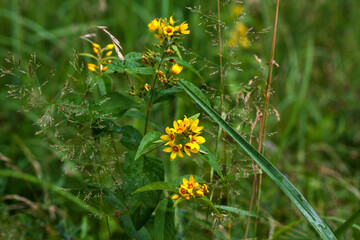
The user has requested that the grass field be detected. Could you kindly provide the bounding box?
[1,0,359,239]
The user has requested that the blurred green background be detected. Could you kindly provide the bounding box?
[1,0,359,239]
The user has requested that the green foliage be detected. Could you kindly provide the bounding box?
[135,131,163,160]
[178,79,337,239]
[1,0,359,239]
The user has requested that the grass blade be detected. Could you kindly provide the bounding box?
[178,80,337,240]
[334,208,360,238]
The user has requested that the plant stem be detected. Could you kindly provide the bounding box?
[254,0,280,236]
[144,47,167,135]
[216,0,232,238]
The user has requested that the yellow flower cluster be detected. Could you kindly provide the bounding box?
[161,116,205,161]
[86,43,115,74]
[171,175,209,201]
[227,22,250,48]
[148,16,190,44]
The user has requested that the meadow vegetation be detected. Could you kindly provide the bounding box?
[0,0,359,239]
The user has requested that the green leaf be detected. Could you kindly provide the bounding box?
[124,52,143,61]
[120,215,152,240]
[197,197,221,217]
[104,122,142,150]
[178,80,337,240]
[154,199,176,240]
[171,46,182,59]
[334,208,360,238]
[90,92,139,120]
[103,188,127,212]
[0,170,104,217]
[95,75,107,96]
[108,59,154,75]
[135,131,163,160]
[199,145,223,178]
[214,205,263,218]
[179,80,211,107]
[153,87,183,104]
[132,182,178,194]
[122,153,164,230]
[172,197,186,208]
[188,113,200,121]
[171,57,204,83]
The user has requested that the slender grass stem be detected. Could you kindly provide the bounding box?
[255,0,280,236]
[216,0,231,238]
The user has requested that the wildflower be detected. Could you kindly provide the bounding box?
[87,63,96,72]
[163,25,175,36]
[148,18,160,32]
[169,16,175,26]
[190,119,204,134]
[160,127,176,145]
[176,22,190,34]
[227,22,250,48]
[163,143,184,161]
[188,135,206,151]
[82,42,115,74]
[144,83,151,91]
[172,175,209,201]
[179,187,190,200]
[173,120,186,134]
[92,43,100,49]
[172,194,180,200]
[181,175,199,193]
[101,65,108,72]
[183,143,198,156]
[171,63,183,75]
[106,44,114,49]
[161,116,205,160]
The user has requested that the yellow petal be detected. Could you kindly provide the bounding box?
[163,147,173,153]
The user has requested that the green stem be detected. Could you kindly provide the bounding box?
[144,44,168,135]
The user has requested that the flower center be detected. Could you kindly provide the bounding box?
[172,146,179,152]
[166,28,172,33]
[180,188,187,195]
[187,183,193,189]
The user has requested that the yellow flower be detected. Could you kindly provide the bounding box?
[163,25,175,36]
[87,63,96,72]
[148,18,160,32]
[171,63,183,75]
[188,135,205,151]
[101,65,108,72]
[160,127,176,145]
[92,43,100,49]
[190,119,204,134]
[176,22,190,34]
[172,194,180,200]
[106,51,112,57]
[184,143,198,156]
[179,187,190,200]
[173,120,186,134]
[106,44,114,49]
[202,184,209,194]
[181,175,199,195]
[169,16,175,26]
[93,47,99,54]
[144,83,151,91]
[163,143,184,161]
[196,189,204,197]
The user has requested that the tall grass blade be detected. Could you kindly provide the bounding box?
[334,208,360,238]
[178,80,337,240]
